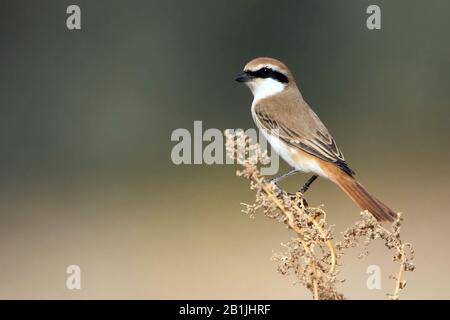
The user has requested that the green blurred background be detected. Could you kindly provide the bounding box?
[0,0,449,299]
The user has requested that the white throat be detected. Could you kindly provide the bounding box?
[249,78,285,101]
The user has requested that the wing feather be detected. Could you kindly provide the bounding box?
[253,101,355,176]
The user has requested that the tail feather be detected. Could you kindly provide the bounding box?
[334,175,398,222]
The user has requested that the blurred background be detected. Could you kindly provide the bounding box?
[0,0,449,299]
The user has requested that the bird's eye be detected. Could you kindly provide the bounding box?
[260,67,270,75]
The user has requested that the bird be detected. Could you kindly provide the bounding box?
[235,57,397,222]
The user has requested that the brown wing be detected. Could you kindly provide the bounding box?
[253,98,355,176]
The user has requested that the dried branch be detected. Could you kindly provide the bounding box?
[225,129,415,300]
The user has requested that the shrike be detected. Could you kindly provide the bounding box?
[235,57,397,222]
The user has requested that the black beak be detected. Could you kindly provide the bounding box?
[235,71,253,83]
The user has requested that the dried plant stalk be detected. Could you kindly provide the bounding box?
[335,211,415,300]
[225,130,415,300]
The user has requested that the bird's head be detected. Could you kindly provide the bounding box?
[235,57,295,100]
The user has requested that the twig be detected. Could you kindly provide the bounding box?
[225,129,415,300]
[252,174,321,299]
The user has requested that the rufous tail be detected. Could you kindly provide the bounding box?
[334,175,398,222]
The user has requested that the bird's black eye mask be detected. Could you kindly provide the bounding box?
[246,67,289,84]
